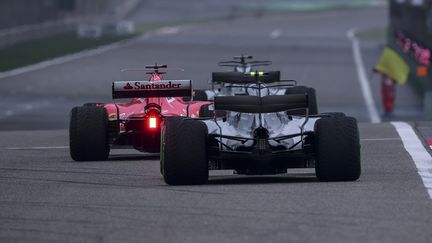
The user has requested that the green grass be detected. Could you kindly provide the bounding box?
[0,5,388,73]
[241,0,386,13]
[356,28,387,42]
[0,19,235,72]
[0,21,199,72]
[0,33,135,72]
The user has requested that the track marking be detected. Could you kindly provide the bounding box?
[360,138,400,141]
[0,38,140,80]
[3,146,68,150]
[156,26,180,35]
[4,110,14,117]
[391,122,432,199]
[0,27,181,80]
[427,139,432,150]
[270,29,281,39]
[0,100,50,120]
[347,28,381,123]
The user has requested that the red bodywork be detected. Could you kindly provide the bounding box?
[102,70,209,153]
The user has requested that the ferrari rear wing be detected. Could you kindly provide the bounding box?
[112,80,192,99]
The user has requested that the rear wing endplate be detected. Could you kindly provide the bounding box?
[112,80,191,99]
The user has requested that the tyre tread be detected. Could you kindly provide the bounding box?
[69,106,110,161]
[162,117,208,185]
[315,116,361,181]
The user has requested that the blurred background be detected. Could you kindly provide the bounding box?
[3,3,432,243]
[0,0,431,130]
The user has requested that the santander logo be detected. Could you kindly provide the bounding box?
[133,81,181,90]
[123,83,133,90]
[116,80,189,92]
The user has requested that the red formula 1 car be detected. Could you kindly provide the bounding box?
[69,64,210,161]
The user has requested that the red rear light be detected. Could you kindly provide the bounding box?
[144,104,161,130]
[149,117,158,129]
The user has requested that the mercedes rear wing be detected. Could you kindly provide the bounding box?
[211,71,281,84]
[112,80,192,99]
[214,94,308,113]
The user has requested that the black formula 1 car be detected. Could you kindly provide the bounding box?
[161,73,361,185]
[205,55,318,115]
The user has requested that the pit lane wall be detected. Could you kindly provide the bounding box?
[389,0,432,119]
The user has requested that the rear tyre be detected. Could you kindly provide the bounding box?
[182,89,208,102]
[161,117,208,185]
[198,104,227,118]
[193,89,208,101]
[69,106,110,161]
[322,112,346,118]
[314,116,361,181]
[285,86,318,115]
[199,104,213,118]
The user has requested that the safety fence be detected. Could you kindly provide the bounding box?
[389,0,432,117]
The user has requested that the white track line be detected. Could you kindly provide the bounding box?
[391,122,432,199]
[0,37,140,80]
[3,146,68,150]
[270,29,281,39]
[360,138,400,141]
[347,28,381,123]
[0,27,181,80]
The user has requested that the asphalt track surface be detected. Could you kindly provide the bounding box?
[1,6,432,243]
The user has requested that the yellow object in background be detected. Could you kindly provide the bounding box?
[375,47,410,85]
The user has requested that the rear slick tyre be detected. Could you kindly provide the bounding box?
[314,116,361,181]
[285,86,318,115]
[193,89,208,101]
[69,106,110,161]
[161,117,208,185]
[182,89,208,102]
